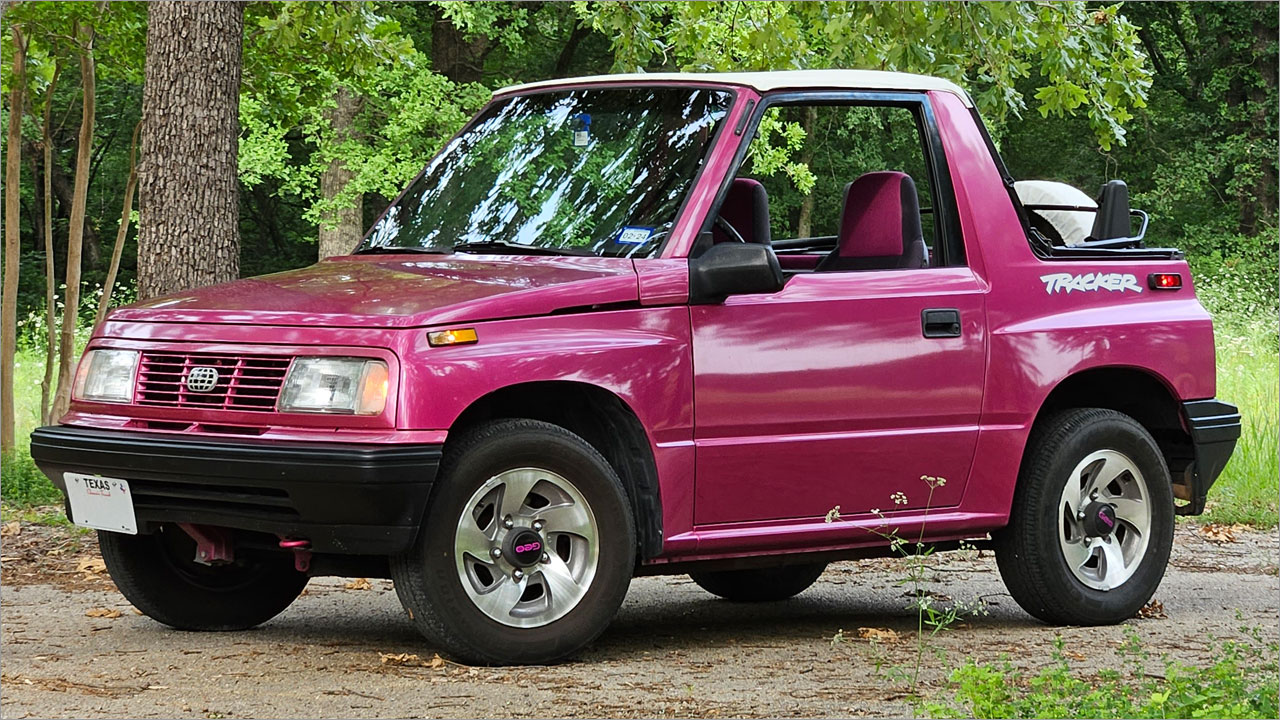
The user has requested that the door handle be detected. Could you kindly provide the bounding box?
[922,308,962,338]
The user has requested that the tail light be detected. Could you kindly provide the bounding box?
[1148,273,1182,290]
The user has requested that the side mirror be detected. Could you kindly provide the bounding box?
[688,240,784,304]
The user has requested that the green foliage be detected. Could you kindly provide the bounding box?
[577,1,1152,149]
[1002,2,1277,255]
[925,630,1279,719]
[239,2,489,231]
[747,109,816,195]
[14,280,127,353]
[0,449,61,507]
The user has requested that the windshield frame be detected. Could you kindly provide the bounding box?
[356,82,742,261]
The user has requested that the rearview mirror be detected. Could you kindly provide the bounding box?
[689,240,784,303]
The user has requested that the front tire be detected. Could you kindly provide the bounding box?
[993,408,1174,625]
[391,419,635,665]
[98,524,308,631]
[689,563,828,602]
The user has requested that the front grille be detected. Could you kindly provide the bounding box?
[136,352,291,412]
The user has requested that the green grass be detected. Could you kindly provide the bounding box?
[925,629,1278,719]
[1,348,63,508]
[1203,318,1279,527]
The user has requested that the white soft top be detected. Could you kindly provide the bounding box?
[1015,180,1098,247]
[494,69,973,107]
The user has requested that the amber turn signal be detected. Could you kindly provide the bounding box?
[427,328,479,347]
[1148,273,1182,290]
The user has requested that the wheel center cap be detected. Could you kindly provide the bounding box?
[1082,502,1118,538]
[504,529,544,568]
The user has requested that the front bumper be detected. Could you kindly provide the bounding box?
[1178,399,1242,516]
[29,426,441,555]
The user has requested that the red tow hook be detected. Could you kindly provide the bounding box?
[278,537,312,572]
[177,523,233,566]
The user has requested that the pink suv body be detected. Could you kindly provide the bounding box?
[32,71,1239,664]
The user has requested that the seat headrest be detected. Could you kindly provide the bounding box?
[836,171,920,258]
[714,178,772,246]
[1089,179,1131,241]
[817,171,928,272]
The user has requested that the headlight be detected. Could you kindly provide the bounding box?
[72,349,139,404]
[278,357,389,415]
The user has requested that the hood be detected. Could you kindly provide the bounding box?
[109,255,642,328]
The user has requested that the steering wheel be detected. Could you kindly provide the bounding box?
[714,215,747,244]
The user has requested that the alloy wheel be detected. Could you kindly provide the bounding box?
[1057,449,1153,591]
[454,467,599,627]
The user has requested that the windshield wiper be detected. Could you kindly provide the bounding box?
[353,245,454,255]
[452,241,594,257]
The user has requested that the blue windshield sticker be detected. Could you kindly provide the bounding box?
[616,227,654,244]
[572,113,591,147]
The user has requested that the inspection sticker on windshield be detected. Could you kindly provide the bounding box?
[616,227,653,244]
[571,113,591,147]
[64,473,137,534]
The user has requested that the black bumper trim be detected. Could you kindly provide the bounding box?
[29,426,441,555]
[1178,399,1242,516]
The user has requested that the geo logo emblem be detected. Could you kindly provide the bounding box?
[185,366,220,393]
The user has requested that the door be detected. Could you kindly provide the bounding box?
[691,268,986,524]
[689,94,986,526]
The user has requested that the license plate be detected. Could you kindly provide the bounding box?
[64,473,137,535]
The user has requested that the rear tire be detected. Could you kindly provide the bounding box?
[993,408,1174,625]
[689,563,828,602]
[98,524,308,631]
[391,419,635,665]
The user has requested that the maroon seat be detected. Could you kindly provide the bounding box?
[712,178,772,246]
[817,171,928,271]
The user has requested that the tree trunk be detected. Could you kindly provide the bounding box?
[1,24,26,452]
[137,1,244,299]
[51,22,96,422]
[431,12,492,83]
[1246,20,1278,232]
[317,86,363,259]
[41,65,61,426]
[97,121,141,326]
[553,22,590,76]
[46,157,99,252]
[795,106,818,239]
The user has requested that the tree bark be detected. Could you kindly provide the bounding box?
[51,21,96,422]
[41,65,61,426]
[96,121,141,326]
[1,24,26,452]
[137,1,244,299]
[317,86,363,259]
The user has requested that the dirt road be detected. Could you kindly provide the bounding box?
[2,522,1275,718]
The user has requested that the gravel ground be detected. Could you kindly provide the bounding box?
[1,522,1276,718]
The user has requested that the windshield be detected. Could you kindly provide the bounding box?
[360,86,733,258]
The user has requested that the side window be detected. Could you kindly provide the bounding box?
[726,101,956,271]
